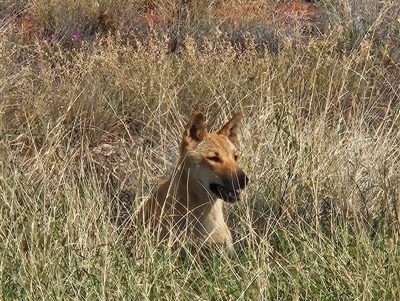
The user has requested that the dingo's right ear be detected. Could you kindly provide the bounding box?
[218,112,242,144]
[181,112,207,150]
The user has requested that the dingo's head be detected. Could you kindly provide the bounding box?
[180,112,249,203]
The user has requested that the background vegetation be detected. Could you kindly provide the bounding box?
[1,0,399,300]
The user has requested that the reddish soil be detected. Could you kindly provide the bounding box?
[8,0,324,42]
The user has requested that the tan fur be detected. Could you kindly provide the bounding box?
[139,112,248,256]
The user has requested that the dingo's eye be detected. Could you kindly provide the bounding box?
[207,155,221,163]
[234,154,238,161]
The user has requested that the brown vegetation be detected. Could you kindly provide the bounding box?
[1,0,400,300]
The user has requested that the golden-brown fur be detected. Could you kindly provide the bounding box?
[139,112,248,256]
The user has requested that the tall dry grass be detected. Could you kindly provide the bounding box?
[1,0,400,300]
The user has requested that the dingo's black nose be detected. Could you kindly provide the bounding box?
[236,169,249,189]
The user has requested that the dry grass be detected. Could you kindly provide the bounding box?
[1,0,400,300]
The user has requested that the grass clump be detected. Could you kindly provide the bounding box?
[1,0,400,300]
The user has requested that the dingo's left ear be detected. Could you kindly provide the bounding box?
[218,112,242,144]
[181,112,207,150]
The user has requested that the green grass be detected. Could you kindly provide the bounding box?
[1,0,400,300]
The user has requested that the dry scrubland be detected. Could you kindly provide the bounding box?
[1,0,400,300]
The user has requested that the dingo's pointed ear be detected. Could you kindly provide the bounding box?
[181,112,207,149]
[218,112,242,144]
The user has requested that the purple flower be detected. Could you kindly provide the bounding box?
[51,34,56,39]
[284,12,293,19]
[71,33,79,40]
[377,31,383,37]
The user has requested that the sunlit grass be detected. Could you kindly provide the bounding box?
[1,0,400,300]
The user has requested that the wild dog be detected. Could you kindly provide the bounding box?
[140,112,249,256]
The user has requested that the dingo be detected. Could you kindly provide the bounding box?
[140,112,248,256]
